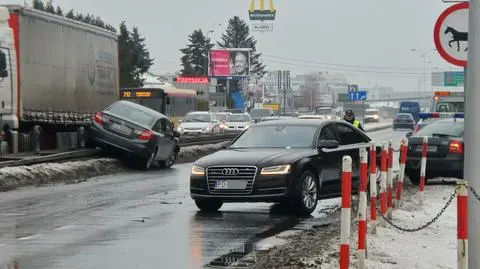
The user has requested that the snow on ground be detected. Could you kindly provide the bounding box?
[365,122,393,132]
[0,158,122,191]
[314,179,462,269]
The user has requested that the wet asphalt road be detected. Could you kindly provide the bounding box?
[0,128,405,269]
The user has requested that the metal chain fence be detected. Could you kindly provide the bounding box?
[468,186,480,202]
[376,188,456,233]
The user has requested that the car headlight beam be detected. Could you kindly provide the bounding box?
[261,165,292,175]
[191,165,205,176]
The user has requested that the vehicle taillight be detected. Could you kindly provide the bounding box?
[138,130,153,140]
[94,112,104,124]
[449,140,464,154]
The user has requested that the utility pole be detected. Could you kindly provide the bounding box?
[466,0,479,266]
[283,70,287,116]
[277,70,282,113]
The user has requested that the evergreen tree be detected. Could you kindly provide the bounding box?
[217,16,266,78]
[44,0,55,13]
[179,29,214,76]
[74,13,84,22]
[32,0,44,10]
[129,27,154,86]
[55,6,63,16]
[118,22,134,88]
[83,14,94,24]
[65,9,74,19]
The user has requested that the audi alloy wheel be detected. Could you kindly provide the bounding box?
[294,170,319,216]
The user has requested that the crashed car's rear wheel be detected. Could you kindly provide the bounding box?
[195,199,223,212]
[293,170,319,216]
[140,150,156,170]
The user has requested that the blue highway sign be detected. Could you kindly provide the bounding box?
[348,91,367,101]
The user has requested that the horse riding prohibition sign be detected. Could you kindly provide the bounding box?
[434,2,469,67]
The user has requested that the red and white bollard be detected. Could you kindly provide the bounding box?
[419,136,428,204]
[340,156,352,269]
[369,143,377,234]
[387,140,394,219]
[358,148,368,269]
[457,180,468,269]
[380,143,388,220]
[395,139,408,208]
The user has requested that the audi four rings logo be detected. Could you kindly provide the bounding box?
[222,168,240,175]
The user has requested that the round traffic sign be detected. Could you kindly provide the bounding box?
[434,2,469,67]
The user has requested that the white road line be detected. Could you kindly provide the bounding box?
[17,234,42,241]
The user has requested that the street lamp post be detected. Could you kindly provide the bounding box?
[410,48,437,109]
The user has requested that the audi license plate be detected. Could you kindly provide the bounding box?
[416,145,437,152]
[215,180,247,190]
[111,123,131,134]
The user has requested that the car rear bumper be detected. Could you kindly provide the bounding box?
[406,155,463,177]
[393,123,414,129]
[87,124,152,158]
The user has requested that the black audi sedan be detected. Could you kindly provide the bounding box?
[405,118,464,184]
[190,119,375,215]
[86,100,181,170]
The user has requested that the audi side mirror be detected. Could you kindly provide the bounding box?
[318,140,339,150]
[405,131,413,138]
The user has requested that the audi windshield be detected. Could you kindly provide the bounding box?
[229,125,317,148]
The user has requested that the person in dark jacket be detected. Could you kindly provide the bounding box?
[344,109,364,131]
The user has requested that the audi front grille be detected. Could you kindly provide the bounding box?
[206,166,258,194]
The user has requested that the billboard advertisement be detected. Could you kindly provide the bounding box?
[208,49,251,79]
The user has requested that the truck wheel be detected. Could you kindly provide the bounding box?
[292,170,319,216]
[195,199,223,212]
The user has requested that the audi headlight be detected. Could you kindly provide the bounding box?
[244,125,250,129]
[191,165,205,176]
[202,126,211,132]
[261,165,292,175]
[326,115,332,120]
[373,115,379,119]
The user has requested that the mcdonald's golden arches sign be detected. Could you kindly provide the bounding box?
[249,0,276,21]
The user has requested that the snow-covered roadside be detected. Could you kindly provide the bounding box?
[0,142,228,191]
[316,180,461,269]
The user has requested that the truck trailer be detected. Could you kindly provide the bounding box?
[0,5,119,153]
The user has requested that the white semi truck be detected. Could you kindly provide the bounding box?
[0,5,119,153]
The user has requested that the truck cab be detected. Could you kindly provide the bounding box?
[429,91,464,113]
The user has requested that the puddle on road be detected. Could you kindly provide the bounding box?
[204,201,341,268]
[205,216,299,268]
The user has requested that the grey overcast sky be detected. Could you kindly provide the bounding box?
[0,0,464,90]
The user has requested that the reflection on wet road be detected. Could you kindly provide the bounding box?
[0,128,405,269]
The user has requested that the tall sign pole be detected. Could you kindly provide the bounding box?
[434,2,475,266]
[466,0,479,266]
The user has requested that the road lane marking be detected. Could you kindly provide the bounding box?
[17,234,42,241]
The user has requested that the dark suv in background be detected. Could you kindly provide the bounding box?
[393,113,415,130]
